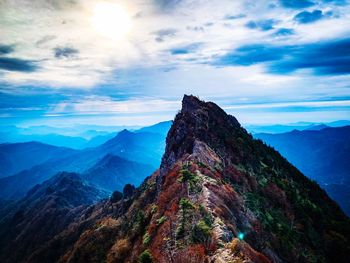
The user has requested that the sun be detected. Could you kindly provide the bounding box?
[91,2,132,40]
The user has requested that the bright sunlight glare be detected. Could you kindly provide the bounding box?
[91,2,132,40]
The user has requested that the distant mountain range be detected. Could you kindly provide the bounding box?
[0,127,166,200]
[1,118,349,216]
[0,95,348,263]
[0,125,136,149]
[82,154,154,192]
[136,120,172,136]
[255,126,350,215]
[246,120,350,134]
[0,142,76,178]
[3,120,349,149]
[97,129,165,168]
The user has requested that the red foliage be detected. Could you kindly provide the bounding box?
[174,244,208,263]
[206,183,242,220]
[224,166,243,183]
[239,241,272,263]
[148,163,190,263]
[229,239,272,263]
[263,182,290,211]
[157,164,185,213]
[224,166,255,191]
[149,220,171,262]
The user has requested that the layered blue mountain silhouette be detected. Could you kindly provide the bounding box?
[0,127,165,200]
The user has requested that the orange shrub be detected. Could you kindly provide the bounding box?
[107,238,131,263]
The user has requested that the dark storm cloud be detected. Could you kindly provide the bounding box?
[245,19,277,31]
[0,44,15,55]
[0,57,37,72]
[54,47,79,58]
[215,38,350,75]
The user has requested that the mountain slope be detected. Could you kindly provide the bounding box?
[304,124,329,131]
[0,142,76,178]
[255,127,350,215]
[82,154,155,192]
[6,95,348,263]
[0,172,108,263]
[0,129,164,200]
[137,121,173,136]
[255,126,350,184]
[246,120,350,134]
[97,129,165,168]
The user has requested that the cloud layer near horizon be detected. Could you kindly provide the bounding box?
[0,0,350,125]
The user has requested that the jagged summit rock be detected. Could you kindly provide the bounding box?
[161,94,242,177]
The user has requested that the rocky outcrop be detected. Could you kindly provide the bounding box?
[160,95,241,178]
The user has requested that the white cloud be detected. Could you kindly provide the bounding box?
[50,95,180,115]
[223,99,350,110]
[1,0,349,88]
[0,0,349,125]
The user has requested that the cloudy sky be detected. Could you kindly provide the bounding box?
[1,0,350,127]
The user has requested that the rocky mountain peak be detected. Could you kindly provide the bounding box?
[181,94,205,113]
[160,95,242,176]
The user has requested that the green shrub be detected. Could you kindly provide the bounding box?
[150,204,158,214]
[178,169,196,182]
[191,220,212,243]
[197,161,208,168]
[199,205,214,227]
[135,210,145,225]
[178,169,202,194]
[139,250,153,263]
[176,198,195,240]
[176,225,185,239]
[179,198,195,210]
[156,216,167,226]
[143,232,151,246]
[132,210,146,234]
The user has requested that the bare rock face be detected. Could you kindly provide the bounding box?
[192,140,222,168]
[160,95,242,179]
[122,183,136,199]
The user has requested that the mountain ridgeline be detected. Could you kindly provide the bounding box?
[0,129,165,199]
[0,95,349,263]
[255,126,350,215]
